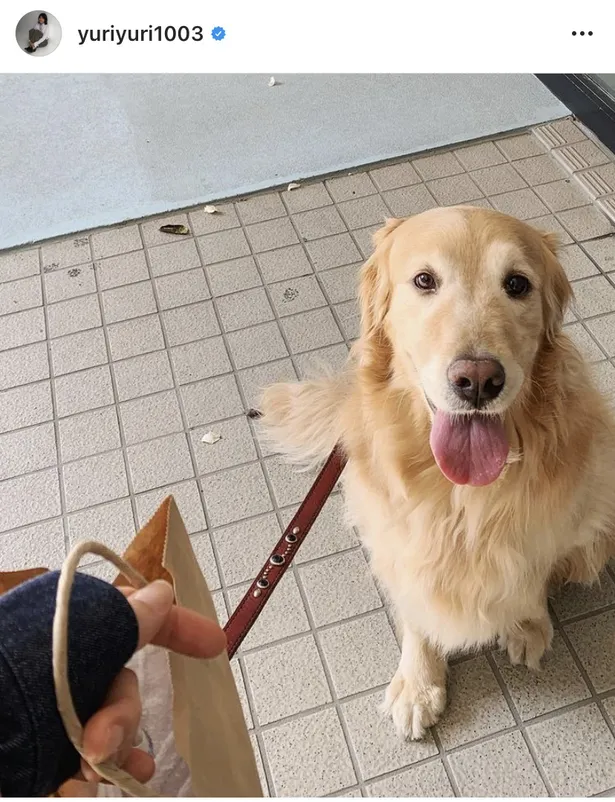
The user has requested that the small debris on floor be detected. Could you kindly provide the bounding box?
[283,287,299,302]
[159,224,190,236]
[204,205,219,214]
[201,431,222,444]
[268,77,278,87]
[287,182,301,191]
[247,409,262,419]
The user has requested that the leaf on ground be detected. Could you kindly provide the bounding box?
[287,182,301,191]
[201,431,222,445]
[159,224,190,235]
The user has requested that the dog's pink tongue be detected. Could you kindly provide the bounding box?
[429,411,509,486]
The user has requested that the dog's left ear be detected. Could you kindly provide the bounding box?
[359,218,403,338]
[541,232,572,342]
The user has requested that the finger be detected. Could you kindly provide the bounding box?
[118,584,227,658]
[80,748,155,785]
[82,668,141,766]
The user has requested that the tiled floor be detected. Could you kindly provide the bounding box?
[2,116,615,797]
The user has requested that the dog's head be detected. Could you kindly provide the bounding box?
[359,206,572,487]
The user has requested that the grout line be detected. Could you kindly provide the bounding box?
[484,651,555,796]
[89,231,141,542]
[234,198,350,378]
[549,603,615,741]
[37,244,71,558]
[279,185,363,351]
[288,566,367,795]
[139,225,222,570]
[429,726,462,797]
[190,225,281,797]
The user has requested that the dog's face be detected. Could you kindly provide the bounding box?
[360,206,572,486]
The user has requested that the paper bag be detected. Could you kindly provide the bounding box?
[0,496,262,798]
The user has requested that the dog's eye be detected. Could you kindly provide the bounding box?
[504,274,531,298]
[414,272,437,292]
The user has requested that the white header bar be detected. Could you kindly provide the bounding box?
[1,0,612,73]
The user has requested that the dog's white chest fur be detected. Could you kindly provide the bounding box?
[343,463,569,652]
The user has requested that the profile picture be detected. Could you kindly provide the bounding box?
[15,10,62,56]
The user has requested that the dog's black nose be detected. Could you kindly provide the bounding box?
[448,358,505,407]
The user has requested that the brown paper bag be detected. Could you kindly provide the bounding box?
[0,496,262,798]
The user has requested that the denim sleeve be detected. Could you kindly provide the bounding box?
[0,572,139,797]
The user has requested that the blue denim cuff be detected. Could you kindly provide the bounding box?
[0,572,139,797]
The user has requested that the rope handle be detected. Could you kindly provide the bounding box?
[52,540,159,797]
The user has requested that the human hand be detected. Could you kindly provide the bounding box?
[77,580,226,784]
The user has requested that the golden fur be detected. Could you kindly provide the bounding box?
[260,205,615,739]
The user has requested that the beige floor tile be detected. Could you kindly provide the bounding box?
[527,213,574,244]
[413,151,465,180]
[342,690,438,780]
[244,634,332,724]
[496,133,546,160]
[470,163,526,195]
[369,161,421,191]
[586,313,615,355]
[492,632,590,720]
[490,188,548,219]
[427,173,483,205]
[514,154,568,186]
[557,205,615,240]
[454,140,507,171]
[573,275,615,317]
[450,731,547,797]
[558,243,600,280]
[527,704,615,796]
[551,570,615,621]
[300,550,382,626]
[565,611,615,693]
[320,611,400,698]
[534,179,591,212]
[282,182,333,214]
[366,761,454,797]
[435,656,515,748]
[263,708,357,797]
[582,236,615,272]
[565,322,607,361]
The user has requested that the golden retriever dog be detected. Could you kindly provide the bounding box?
[260,205,615,740]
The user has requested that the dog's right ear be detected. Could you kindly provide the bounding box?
[541,231,573,343]
[359,218,403,337]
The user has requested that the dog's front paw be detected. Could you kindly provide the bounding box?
[382,668,447,741]
[499,616,553,671]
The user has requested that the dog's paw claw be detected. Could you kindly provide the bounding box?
[382,670,447,741]
[501,617,553,671]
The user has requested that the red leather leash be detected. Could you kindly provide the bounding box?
[224,445,347,658]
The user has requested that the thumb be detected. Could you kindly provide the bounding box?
[129,580,175,650]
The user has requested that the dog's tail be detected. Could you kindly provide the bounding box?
[259,373,349,466]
